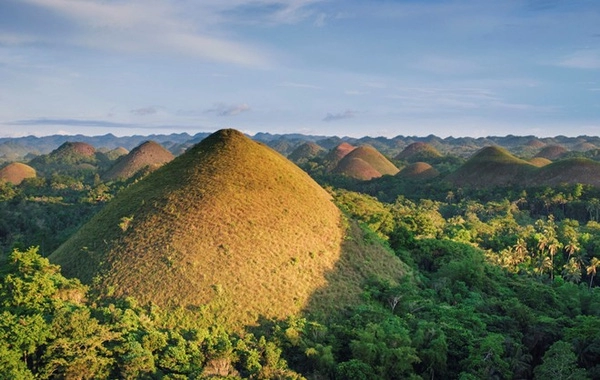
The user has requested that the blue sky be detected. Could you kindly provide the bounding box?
[0,0,599,138]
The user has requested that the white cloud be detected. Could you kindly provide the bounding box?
[206,103,251,116]
[323,110,355,122]
[278,81,322,89]
[18,0,272,67]
[558,50,600,69]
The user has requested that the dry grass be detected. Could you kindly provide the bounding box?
[528,157,552,167]
[102,141,174,180]
[534,145,568,160]
[397,162,439,180]
[323,142,356,170]
[333,145,399,180]
[0,162,36,185]
[51,129,346,329]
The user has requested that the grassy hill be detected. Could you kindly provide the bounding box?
[0,162,36,185]
[446,146,536,187]
[528,157,552,167]
[324,142,356,170]
[334,145,399,180]
[534,145,568,160]
[397,162,439,180]
[529,157,600,187]
[395,142,442,162]
[287,142,325,163]
[102,141,174,181]
[52,129,401,329]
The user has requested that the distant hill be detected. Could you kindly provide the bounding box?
[397,162,439,180]
[50,129,365,328]
[102,141,174,181]
[334,145,400,180]
[535,145,568,160]
[104,147,129,161]
[29,141,101,175]
[395,142,442,162]
[528,157,552,167]
[529,158,600,187]
[446,146,536,187]
[0,162,36,185]
[324,142,356,170]
[287,142,326,163]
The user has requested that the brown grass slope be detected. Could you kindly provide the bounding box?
[0,162,36,185]
[395,142,442,162]
[397,162,439,180]
[324,142,356,170]
[528,158,600,187]
[446,146,536,187]
[50,129,351,328]
[102,141,174,180]
[333,157,383,180]
[534,145,568,160]
[334,145,399,180]
[287,142,326,163]
[528,157,552,167]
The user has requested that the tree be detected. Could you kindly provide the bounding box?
[533,341,588,380]
[587,257,600,289]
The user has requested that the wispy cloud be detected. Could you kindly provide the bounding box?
[10,118,135,128]
[323,110,355,122]
[278,81,322,89]
[557,50,600,69]
[16,0,272,67]
[131,106,159,116]
[205,103,251,117]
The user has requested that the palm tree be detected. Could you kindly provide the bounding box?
[562,258,582,284]
[587,257,600,289]
[564,240,580,261]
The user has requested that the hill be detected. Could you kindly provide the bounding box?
[51,129,381,328]
[395,142,442,162]
[323,142,356,170]
[333,145,399,180]
[29,141,100,175]
[528,157,552,167]
[397,162,439,180]
[0,162,36,185]
[529,158,600,187]
[287,142,325,163]
[446,146,536,187]
[102,141,174,181]
[534,145,568,160]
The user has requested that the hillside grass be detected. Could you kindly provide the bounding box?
[0,162,36,185]
[51,129,347,330]
[102,140,174,180]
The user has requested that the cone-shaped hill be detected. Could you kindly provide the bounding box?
[395,142,442,162]
[104,146,129,161]
[0,162,36,185]
[50,129,350,328]
[397,162,439,180]
[324,142,355,170]
[446,146,536,187]
[534,145,568,160]
[528,157,552,167]
[102,141,174,181]
[333,145,400,180]
[287,142,326,163]
[529,158,600,187]
[29,141,99,175]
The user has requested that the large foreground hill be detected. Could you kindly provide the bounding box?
[50,129,405,328]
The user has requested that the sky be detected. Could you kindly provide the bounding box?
[0,0,599,138]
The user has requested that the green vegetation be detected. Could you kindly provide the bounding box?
[1,130,600,378]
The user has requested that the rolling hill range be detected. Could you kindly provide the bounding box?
[102,140,174,181]
[50,129,407,328]
[0,162,36,185]
[528,158,600,187]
